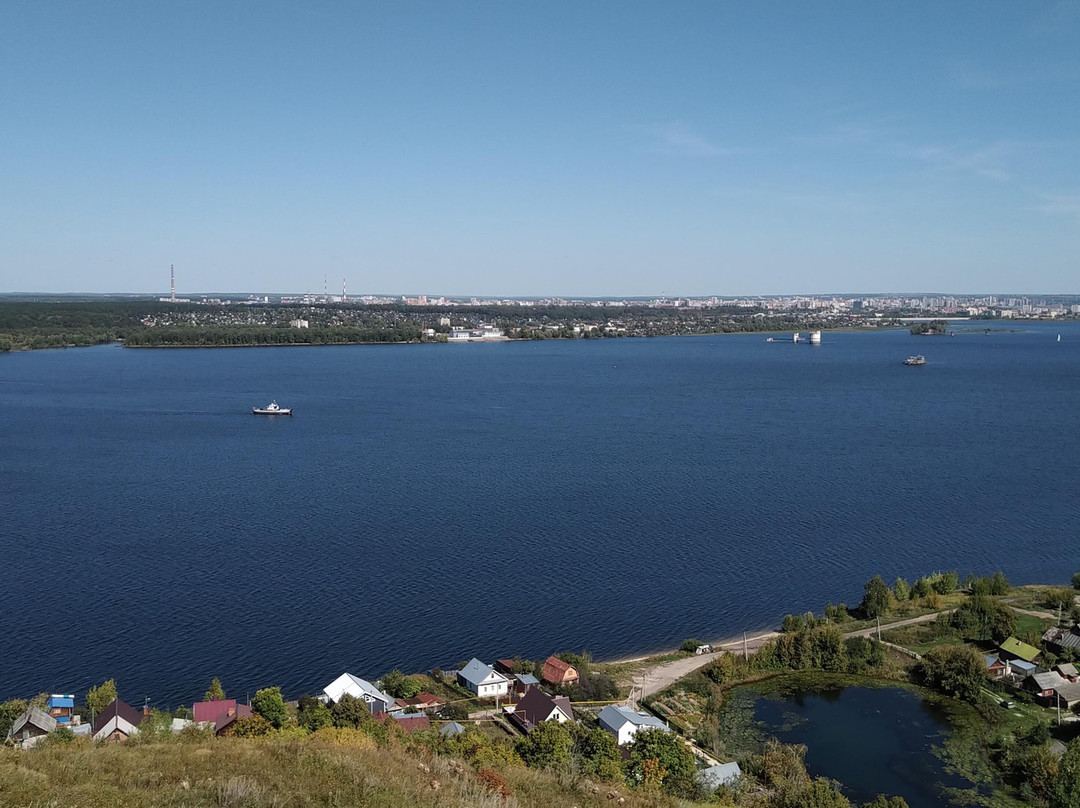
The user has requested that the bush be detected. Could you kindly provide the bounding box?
[916,645,987,703]
[225,715,272,738]
[680,638,706,652]
[476,768,513,801]
[251,686,288,729]
[1046,588,1076,611]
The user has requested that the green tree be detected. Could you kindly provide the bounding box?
[860,576,892,619]
[0,699,28,741]
[251,686,288,729]
[776,778,852,808]
[515,720,574,772]
[297,695,333,732]
[1051,738,1080,808]
[625,728,698,797]
[86,679,118,718]
[680,638,705,652]
[989,570,1010,596]
[577,727,623,781]
[1047,588,1076,612]
[893,578,910,602]
[917,645,987,702]
[331,693,375,730]
[1072,572,1080,592]
[950,594,1016,642]
[204,677,226,702]
[863,796,909,808]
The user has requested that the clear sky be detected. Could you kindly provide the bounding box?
[2,1,1078,296]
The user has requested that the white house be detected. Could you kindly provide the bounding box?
[597,704,668,746]
[322,672,396,714]
[457,658,511,698]
[91,698,144,742]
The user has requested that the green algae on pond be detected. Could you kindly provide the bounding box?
[718,675,1019,808]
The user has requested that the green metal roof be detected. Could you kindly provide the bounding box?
[1000,636,1041,663]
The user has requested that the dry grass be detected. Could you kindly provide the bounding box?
[0,736,683,808]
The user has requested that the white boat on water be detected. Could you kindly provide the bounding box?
[253,401,292,415]
[903,355,926,366]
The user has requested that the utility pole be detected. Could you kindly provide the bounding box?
[743,631,748,661]
[876,616,881,642]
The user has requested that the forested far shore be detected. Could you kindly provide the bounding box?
[0,300,868,352]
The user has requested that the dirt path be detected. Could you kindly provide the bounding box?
[630,611,952,699]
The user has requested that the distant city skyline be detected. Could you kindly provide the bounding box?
[2,2,1078,295]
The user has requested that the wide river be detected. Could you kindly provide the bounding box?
[2,324,1078,705]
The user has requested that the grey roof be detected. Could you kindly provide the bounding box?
[515,673,540,686]
[6,707,56,741]
[1057,663,1079,677]
[457,658,507,688]
[598,704,668,733]
[701,762,742,788]
[439,721,466,737]
[1029,672,1067,691]
[1010,659,1037,673]
[1044,626,1080,650]
[1058,680,1080,703]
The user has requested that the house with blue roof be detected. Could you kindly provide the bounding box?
[47,694,75,724]
[597,704,668,745]
[457,658,510,699]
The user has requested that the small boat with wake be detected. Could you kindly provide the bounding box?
[903,355,926,366]
[253,401,292,415]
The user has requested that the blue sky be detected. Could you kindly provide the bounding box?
[1,1,1078,296]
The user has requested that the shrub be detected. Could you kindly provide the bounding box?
[251,686,288,729]
[916,645,987,702]
[476,768,513,801]
[680,638,706,652]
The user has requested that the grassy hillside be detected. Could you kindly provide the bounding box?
[0,735,678,808]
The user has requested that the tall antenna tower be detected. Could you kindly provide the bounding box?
[323,273,327,300]
[170,265,176,302]
[342,277,347,303]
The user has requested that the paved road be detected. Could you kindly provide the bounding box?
[631,611,952,699]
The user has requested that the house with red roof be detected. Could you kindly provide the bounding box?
[541,656,579,686]
[192,698,253,734]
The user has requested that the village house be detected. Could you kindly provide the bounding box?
[998,636,1041,666]
[213,704,254,735]
[541,656,579,686]
[439,720,466,738]
[376,711,431,734]
[1043,624,1080,654]
[47,694,76,725]
[457,659,511,699]
[597,704,668,746]
[5,707,56,748]
[512,673,541,698]
[1023,672,1080,708]
[92,698,144,742]
[192,698,255,734]
[321,672,396,714]
[984,655,1008,678]
[394,692,445,713]
[1055,663,1079,682]
[507,686,574,733]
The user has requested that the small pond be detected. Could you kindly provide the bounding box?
[727,682,993,808]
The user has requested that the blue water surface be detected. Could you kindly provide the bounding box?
[1,324,1078,704]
